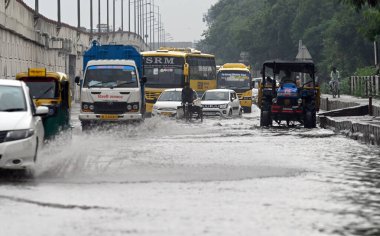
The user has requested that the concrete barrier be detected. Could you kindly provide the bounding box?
[0,0,148,83]
[320,116,380,146]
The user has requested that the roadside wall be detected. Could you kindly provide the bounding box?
[0,0,147,82]
[320,116,380,146]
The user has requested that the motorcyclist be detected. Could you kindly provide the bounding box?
[181,82,195,114]
[329,66,340,98]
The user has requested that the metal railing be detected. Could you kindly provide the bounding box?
[350,76,380,97]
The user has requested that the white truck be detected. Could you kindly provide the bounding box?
[75,41,146,130]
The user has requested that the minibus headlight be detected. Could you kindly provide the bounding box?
[127,105,132,110]
[133,104,139,110]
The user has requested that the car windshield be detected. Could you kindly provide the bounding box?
[158,91,182,102]
[217,71,251,89]
[83,65,138,88]
[22,79,58,99]
[0,85,27,112]
[202,91,229,101]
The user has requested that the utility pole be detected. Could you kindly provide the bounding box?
[375,41,378,66]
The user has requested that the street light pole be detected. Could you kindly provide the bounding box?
[57,0,61,27]
[77,0,80,29]
[129,0,131,32]
[121,0,124,31]
[90,0,93,36]
[98,0,101,34]
[107,0,109,32]
[113,0,115,32]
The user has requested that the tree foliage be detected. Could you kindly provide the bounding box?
[198,0,375,77]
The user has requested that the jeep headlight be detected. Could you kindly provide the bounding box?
[298,98,302,104]
[5,129,35,142]
[219,104,228,109]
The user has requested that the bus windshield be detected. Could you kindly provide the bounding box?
[143,56,185,88]
[217,71,251,90]
[83,65,138,88]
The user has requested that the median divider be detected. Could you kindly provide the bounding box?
[319,95,380,146]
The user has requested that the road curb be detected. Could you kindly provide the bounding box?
[319,116,380,146]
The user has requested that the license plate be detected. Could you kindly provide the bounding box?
[100,114,119,120]
[161,112,172,116]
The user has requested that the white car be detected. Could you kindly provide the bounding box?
[0,79,48,172]
[201,89,242,117]
[152,88,200,117]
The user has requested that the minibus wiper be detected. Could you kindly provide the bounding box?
[112,81,136,88]
[88,81,106,88]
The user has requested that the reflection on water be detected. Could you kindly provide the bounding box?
[1,105,380,235]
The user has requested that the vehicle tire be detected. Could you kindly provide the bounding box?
[304,111,316,128]
[228,109,233,118]
[239,109,243,117]
[260,110,272,127]
[244,107,252,113]
[200,110,203,123]
[33,138,39,162]
[81,121,90,131]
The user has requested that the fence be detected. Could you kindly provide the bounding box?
[350,76,380,97]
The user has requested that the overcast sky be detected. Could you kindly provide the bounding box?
[22,0,218,42]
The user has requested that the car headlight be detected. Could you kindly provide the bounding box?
[5,129,35,142]
[219,104,228,109]
[298,98,303,104]
[272,98,277,104]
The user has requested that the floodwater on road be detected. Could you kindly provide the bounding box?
[0,105,379,236]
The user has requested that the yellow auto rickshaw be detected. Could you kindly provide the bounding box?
[16,68,71,139]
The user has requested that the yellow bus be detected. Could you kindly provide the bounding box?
[142,48,217,113]
[217,63,253,113]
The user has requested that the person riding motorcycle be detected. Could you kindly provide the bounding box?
[182,82,195,114]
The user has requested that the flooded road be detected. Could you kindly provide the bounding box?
[1,105,379,236]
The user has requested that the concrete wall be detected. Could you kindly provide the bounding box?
[0,0,147,81]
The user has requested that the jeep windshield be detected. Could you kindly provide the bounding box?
[83,65,138,88]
